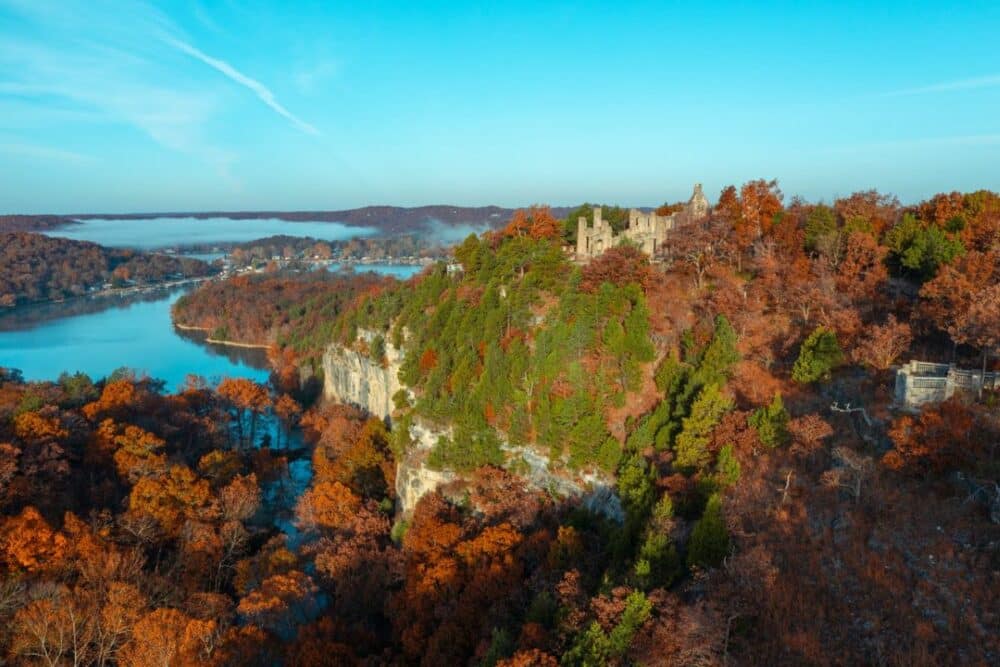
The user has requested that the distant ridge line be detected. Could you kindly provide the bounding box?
[4,205,574,234]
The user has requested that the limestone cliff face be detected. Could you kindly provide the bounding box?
[320,334,453,513]
[321,330,404,421]
[321,333,623,521]
[503,443,624,523]
[394,420,455,515]
[391,422,623,521]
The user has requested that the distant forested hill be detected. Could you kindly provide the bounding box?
[0,232,216,306]
[0,214,78,233]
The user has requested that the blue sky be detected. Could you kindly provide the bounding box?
[1,1,998,213]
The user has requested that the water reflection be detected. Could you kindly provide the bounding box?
[0,285,271,390]
[327,262,423,280]
[0,263,417,391]
[0,285,184,332]
[173,323,269,369]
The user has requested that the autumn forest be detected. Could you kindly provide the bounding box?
[1,181,999,666]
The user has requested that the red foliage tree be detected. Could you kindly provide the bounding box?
[580,245,653,293]
[852,315,912,371]
[885,400,977,474]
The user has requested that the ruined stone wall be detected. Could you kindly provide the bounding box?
[576,209,615,258]
[575,183,709,260]
[894,360,999,408]
[622,209,674,255]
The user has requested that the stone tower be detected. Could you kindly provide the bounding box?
[577,206,613,258]
[688,183,709,220]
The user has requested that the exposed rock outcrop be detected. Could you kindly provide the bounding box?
[321,334,623,521]
[322,329,405,421]
[394,420,455,514]
[390,422,623,521]
[321,333,457,514]
[503,442,624,523]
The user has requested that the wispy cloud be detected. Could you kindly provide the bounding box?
[883,74,1000,97]
[0,141,95,164]
[0,42,226,163]
[0,0,322,191]
[0,1,237,177]
[165,37,320,136]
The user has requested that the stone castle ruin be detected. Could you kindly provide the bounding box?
[576,183,710,260]
[894,360,999,409]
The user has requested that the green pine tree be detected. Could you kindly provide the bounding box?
[686,493,730,569]
[635,495,681,589]
[714,444,741,487]
[693,314,740,388]
[792,326,843,383]
[804,204,838,251]
[674,384,734,472]
[884,213,965,281]
[563,592,652,667]
[748,393,790,447]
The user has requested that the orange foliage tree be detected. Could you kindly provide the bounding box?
[738,178,783,244]
[502,206,561,241]
[237,571,319,638]
[0,506,68,572]
[217,378,272,450]
[921,251,1000,375]
[833,189,900,237]
[715,185,741,223]
[418,348,439,374]
[82,379,143,422]
[295,481,362,533]
[96,419,168,483]
[120,608,222,667]
[127,465,211,538]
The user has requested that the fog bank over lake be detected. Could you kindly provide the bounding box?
[46,217,376,249]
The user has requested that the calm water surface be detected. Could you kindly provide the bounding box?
[47,217,375,249]
[0,264,421,389]
[0,287,270,390]
[329,263,423,280]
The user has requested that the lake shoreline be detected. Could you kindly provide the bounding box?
[1,276,212,312]
[1,287,272,390]
[173,322,272,350]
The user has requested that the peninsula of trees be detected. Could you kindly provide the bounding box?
[0,232,216,307]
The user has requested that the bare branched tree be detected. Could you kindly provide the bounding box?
[821,446,874,503]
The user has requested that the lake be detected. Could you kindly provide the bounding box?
[46,216,375,249]
[0,287,270,390]
[329,262,425,280]
[0,283,324,547]
[0,264,422,390]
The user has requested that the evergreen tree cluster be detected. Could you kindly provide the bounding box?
[613,315,740,587]
[334,234,656,472]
